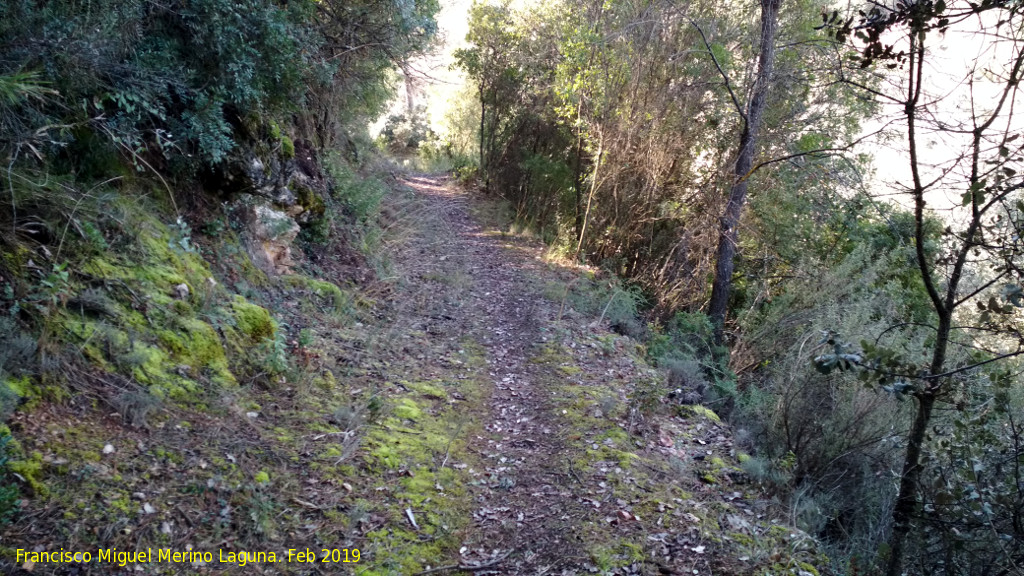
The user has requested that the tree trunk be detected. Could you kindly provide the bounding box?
[708,0,783,347]
[573,130,585,242]
[575,133,604,258]
[885,314,950,576]
[405,74,415,115]
[884,32,944,576]
[478,84,486,179]
[885,390,936,576]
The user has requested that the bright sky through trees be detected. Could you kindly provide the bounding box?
[864,8,1023,213]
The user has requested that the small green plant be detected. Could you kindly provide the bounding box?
[598,394,619,418]
[629,376,664,417]
[0,317,37,390]
[239,488,277,541]
[453,163,479,184]
[330,404,366,432]
[740,455,791,488]
[112,389,162,428]
[201,216,227,236]
[2,284,19,317]
[80,220,108,252]
[555,274,645,336]
[0,382,18,422]
[169,218,198,254]
[647,312,735,407]
[326,401,373,463]
[260,328,290,377]
[30,263,72,313]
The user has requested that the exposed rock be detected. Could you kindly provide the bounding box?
[210,129,334,275]
[234,196,301,275]
[274,186,297,207]
[213,149,284,200]
[172,283,190,299]
[246,156,271,194]
[293,138,325,180]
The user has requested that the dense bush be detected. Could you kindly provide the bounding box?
[0,0,318,165]
[0,0,438,173]
[381,106,435,151]
[733,243,913,561]
[454,0,868,316]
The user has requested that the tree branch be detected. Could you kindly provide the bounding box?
[738,127,884,183]
[689,19,746,121]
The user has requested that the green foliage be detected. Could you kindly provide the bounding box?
[0,71,55,105]
[381,106,434,151]
[27,263,72,314]
[325,154,387,225]
[0,320,38,398]
[169,218,199,255]
[258,327,291,377]
[280,135,295,159]
[556,273,645,336]
[910,378,1024,575]
[453,0,868,313]
[730,236,935,558]
[0,0,438,172]
[647,312,733,405]
[0,0,319,164]
[647,312,716,365]
[0,431,20,525]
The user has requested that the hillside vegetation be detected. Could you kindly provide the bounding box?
[1,0,1024,575]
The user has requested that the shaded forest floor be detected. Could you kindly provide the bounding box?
[1,174,823,576]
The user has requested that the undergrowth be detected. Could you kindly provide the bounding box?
[0,432,18,525]
[0,142,393,561]
[537,265,736,412]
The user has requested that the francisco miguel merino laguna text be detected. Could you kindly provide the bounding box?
[16,548,298,568]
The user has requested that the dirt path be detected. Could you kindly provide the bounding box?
[388,174,594,574]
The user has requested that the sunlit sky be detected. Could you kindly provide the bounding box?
[863,9,1023,210]
[370,0,473,136]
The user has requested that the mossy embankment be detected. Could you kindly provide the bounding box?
[0,155,450,574]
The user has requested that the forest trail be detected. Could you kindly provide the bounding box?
[389,174,596,574]
[343,174,802,576]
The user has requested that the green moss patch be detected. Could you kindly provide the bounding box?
[681,404,722,424]
[354,360,488,574]
[230,297,276,342]
[283,275,349,315]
